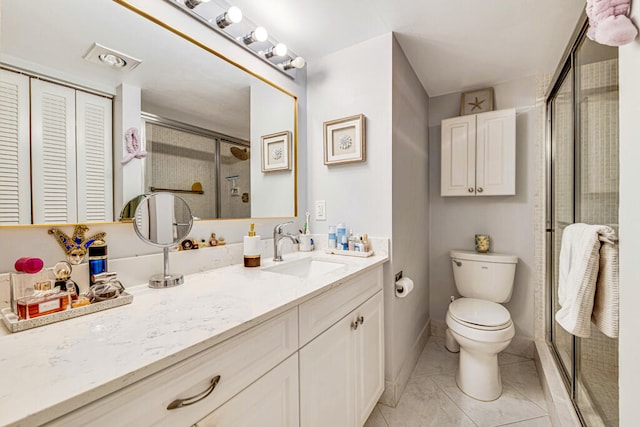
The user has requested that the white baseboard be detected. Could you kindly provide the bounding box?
[379,318,431,407]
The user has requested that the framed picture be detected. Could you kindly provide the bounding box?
[323,114,366,165]
[460,87,494,116]
[261,131,291,172]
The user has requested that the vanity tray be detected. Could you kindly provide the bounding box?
[1,292,133,333]
[324,248,375,258]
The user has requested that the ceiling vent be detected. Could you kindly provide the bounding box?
[83,43,142,72]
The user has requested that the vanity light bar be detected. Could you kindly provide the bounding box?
[166,0,305,79]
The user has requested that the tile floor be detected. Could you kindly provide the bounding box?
[365,337,551,427]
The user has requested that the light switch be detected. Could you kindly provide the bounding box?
[315,200,326,220]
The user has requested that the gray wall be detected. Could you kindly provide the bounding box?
[428,77,537,340]
[390,36,431,382]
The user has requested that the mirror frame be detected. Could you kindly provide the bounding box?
[0,0,298,229]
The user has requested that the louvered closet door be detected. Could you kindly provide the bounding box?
[0,70,31,224]
[76,92,112,222]
[31,79,77,223]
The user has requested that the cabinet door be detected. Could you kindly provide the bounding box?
[355,291,384,426]
[475,109,516,196]
[195,355,299,427]
[0,70,31,224]
[31,79,77,223]
[441,115,476,196]
[300,311,356,427]
[76,91,113,222]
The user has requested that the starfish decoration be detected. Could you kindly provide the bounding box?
[48,224,106,264]
[468,96,485,111]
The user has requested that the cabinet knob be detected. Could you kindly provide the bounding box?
[167,375,221,410]
[468,188,474,193]
[357,316,364,325]
[477,187,484,193]
[351,320,359,330]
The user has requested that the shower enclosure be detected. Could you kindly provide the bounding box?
[142,113,251,220]
[546,16,619,426]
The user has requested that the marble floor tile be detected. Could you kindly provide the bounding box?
[410,336,460,379]
[500,361,548,410]
[364,405,389,427]
[431,373,547,427]
[378,375,477,427]
[498,352,532,366]
[496,416,552,426]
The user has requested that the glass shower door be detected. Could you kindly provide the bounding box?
[574,35,619,427]
[547,25,619,426]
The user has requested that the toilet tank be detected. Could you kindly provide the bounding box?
[450,250,518,303]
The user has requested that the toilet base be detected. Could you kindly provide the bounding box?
[456,347,502,401]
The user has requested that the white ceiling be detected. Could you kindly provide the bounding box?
[229,0,587,96]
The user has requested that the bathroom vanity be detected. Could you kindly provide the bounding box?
[0,251,387,427]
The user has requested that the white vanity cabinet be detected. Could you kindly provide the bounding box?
[194,354,300,427]
[441,108,516,197]
[34,263,386,427]
[48,308,299,427]
[299,268,384,427]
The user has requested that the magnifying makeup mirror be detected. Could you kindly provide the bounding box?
[133,193,193,288]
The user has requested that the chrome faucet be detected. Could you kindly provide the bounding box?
[273,221,300,261]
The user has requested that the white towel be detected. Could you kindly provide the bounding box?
[591,240,619,338]
[556,223,616,338]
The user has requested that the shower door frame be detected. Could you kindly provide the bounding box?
[141,112,250,219]
[546,11,620,426]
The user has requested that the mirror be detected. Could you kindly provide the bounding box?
[133,193,193,288]
[0,0,297,226]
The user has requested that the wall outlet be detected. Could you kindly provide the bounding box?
[315,200,326,220]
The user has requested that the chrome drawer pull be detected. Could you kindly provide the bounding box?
[167,375,221,410]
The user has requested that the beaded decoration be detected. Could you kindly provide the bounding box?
[48,225,106,264]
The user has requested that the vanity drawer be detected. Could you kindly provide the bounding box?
[299,266,382,346]
[49,308,298,427]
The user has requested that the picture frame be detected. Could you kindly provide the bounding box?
[261,131,291,172]
[323,114,366,165]
[460,87,494,116]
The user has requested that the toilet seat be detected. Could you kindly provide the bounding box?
[448,298,512,331]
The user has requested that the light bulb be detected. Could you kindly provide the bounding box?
[227,6,242,24]
[281,56,306,70]
[291,56,306,68]
[215,6,243,28]
[254,27,268,42]
[274,43,288,57]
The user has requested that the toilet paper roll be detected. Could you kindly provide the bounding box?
[395,277,414,298]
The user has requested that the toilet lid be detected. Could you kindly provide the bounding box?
[449,298,511,329]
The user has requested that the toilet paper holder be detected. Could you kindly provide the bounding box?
[395,271,405,293]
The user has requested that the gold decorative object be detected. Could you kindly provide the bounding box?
[48,225,106,265]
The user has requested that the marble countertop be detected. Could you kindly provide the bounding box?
[0,250,388,427]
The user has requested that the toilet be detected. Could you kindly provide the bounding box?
[445,250,518,401]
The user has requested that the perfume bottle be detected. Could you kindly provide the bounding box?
[88,240,108,286]
[16,290,71,320]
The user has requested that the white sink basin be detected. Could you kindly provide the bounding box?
[263,258,347,279]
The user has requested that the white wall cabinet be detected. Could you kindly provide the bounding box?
[0,69,113,224]
[441,108,516,197]
[300,290,384,427]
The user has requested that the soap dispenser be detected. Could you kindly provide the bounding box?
[243,223,261,267]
